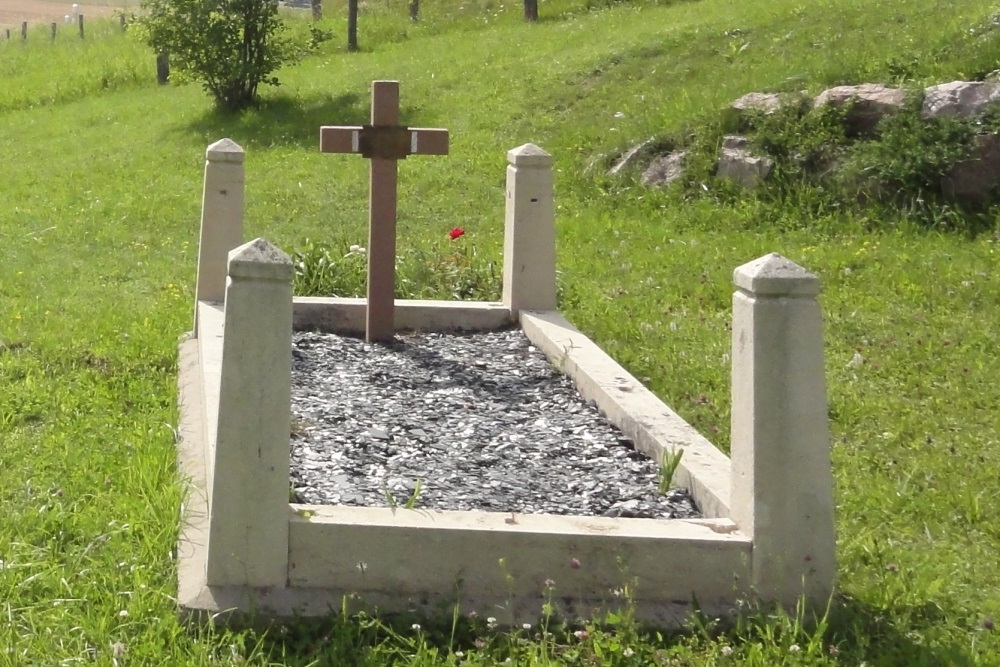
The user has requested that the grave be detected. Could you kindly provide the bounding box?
[176,82,835,626]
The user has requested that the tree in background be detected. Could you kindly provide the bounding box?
[524,0,538,21]
[347,0,359,51]
[139,0,297,111]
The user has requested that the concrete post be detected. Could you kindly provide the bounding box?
[729,253,836,609]
[502,144,557,319]
[194,139,244,335]
[206,238,292,588]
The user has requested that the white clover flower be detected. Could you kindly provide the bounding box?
[522,623,531,630]
[411,623,421,631]
[720,645,733,657]
[789,643,801,653]
[486,616,498,629]
[623,647,634,657]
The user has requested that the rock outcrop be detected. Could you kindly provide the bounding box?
[608,139,654,176]
[813,83,907,135]
[641,151,686,187]
[716,136,773,189]
[942,133,1000,203]
[922,81,1000,119]
[605,79,1000,203]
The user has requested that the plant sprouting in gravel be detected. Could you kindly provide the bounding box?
[658,447,684,494]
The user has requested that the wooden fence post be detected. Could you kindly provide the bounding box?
[312,0,322,19]
[77,14,84,39]
[21,22,27,40]
[120,13,127,30]
[729,253,836,609]
[409,0,419,21]
[51,22,57,40]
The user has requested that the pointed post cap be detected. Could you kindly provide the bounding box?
[508,143,552,167]
[734,253,819,296]
[228,238,293,281]
[207,138,245,163]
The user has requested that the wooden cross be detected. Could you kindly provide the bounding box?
[320,80,449,342]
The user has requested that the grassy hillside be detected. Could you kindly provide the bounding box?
[1,0,998,664]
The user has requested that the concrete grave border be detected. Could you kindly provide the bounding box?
[175,139,835,626]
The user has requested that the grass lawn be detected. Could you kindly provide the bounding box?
[1,0,999,664]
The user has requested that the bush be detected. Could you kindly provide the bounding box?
[139,0,298,111]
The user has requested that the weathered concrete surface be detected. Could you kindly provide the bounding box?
[503,144,557,319]
[206,239,293,588]
[520,311,732,520]
[289,506,751,618]
[194,139,244,335]
[293,298,512,334]
[730,253,836,608]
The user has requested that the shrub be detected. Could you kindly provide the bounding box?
[138,0,298,111]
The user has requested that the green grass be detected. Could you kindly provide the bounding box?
[1,0,999,664]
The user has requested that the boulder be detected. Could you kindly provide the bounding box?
[813,83,907,135]
[731,92,785,115]
[717,148,773,189]
[725,92,807,130]
[722,135,751,150]
[607,139,654,176]
[922,81,1000,119]
[942,133,1000,204]
[641,151,686,187]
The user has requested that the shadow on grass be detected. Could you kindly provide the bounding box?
[821,593,977,667]
[541,0,703,21]
[208,591,981,666]
[180,91,442,152]
[179,92,372,151]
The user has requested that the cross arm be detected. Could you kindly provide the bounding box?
[320,126,449,158]
[320,125,364,154]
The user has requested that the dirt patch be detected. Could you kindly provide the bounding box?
[0,0,132,30]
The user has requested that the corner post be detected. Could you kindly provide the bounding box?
[502,143,556,319]
[206,238,292,588]
[194,139,244,335]
[729,253,835,608]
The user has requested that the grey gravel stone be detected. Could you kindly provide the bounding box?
[290,328,701,519]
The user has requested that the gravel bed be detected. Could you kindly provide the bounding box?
[290,328,700,519]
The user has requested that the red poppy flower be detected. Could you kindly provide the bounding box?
[449,227,465,240]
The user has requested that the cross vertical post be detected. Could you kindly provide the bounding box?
[320,80,449,342]
[367,81,400,343]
